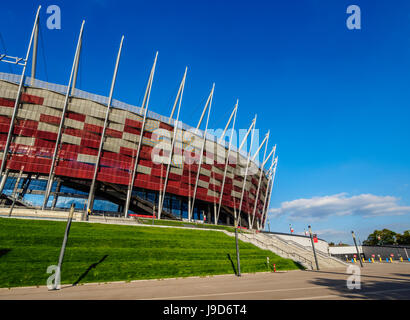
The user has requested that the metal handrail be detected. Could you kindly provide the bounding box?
[259,233,346,267]
[239,233,313,269]
[264,233,330,258]
[252,234,320,266]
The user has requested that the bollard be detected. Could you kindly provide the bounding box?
[379,257,382,263]
[390,257,393,263]
[400,257,403,262]
[273,263,276,272]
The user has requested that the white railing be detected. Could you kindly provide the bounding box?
[239,232,314,269]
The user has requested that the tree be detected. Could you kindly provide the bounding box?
[397,230,410,245]
[337,242,350,246]
[363,229,397,246]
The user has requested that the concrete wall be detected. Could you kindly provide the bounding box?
[329,245,410,261]
[361,245,410,261]
[329,246,362,255]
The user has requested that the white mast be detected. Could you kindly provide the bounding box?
[215,102,239,224]
[0,6,41,177]
[124,52,158,217]
[158,67,187,219]
[86,36,125,218]
[260,156,278,230]
[42,21,85,210]
[189,84,215,221]
[241,132,269,228]
[250,143,276,229]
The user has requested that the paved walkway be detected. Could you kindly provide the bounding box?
[1,263,409,300]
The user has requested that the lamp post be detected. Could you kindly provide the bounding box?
[308,225,320,270]
[351,231,363,268]
[52,203,75,290]
[235,216,241,277]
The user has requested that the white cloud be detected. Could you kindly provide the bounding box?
[314,228,348,237]
[269,193,410,221]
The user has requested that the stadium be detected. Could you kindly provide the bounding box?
[0,8,277,230]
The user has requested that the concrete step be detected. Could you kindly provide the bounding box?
[245,232,346,269]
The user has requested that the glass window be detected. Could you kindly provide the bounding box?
[181,201,188,219]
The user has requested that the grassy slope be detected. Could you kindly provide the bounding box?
[0,218,303,288]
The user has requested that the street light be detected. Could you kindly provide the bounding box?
[351,231,363,268]
[308,225,320,270]
[235,216,241,277]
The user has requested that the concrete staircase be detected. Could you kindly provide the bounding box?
[223,231,347,270]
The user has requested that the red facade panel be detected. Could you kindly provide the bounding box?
[0,83,269,218]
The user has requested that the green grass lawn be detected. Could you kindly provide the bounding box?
[0,217,303,288]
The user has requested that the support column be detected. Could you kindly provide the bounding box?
[243,132,268,228]
[12,170,23,199]
[86,36,124,219]
[215,102,238,224]
[213,202,217,225]
[51,180,61,209]
[217,116,254,225]
[0,6,41,177]
[259,174,272,230]
[158,68,187,219]
[20,174,32,198]
[188,197,191,221]
[71,36,82,96]
[260,157,278,230]
[258,152,276,229]
[0,169,9,194]
[30,16,39,85]
[157,193,162,216]
[9,169,23,217]
[124,52,158,218]
[250,142,275,229]
[190,84,215,217]
[237,117,258,229]
[42,21,85,209]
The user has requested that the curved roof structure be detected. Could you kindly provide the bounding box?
[0,6,277,230]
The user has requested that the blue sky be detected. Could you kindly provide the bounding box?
[1,0,409,244]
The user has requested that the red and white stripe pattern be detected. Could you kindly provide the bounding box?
[0,79,269,218]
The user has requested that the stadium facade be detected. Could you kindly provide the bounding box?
[0,6,277,230]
